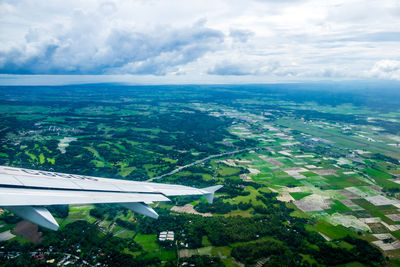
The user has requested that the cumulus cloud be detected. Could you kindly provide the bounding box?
[370,60,400,80]
[0,0,400,81]
[0,18,224,75]
[106,26,224,75]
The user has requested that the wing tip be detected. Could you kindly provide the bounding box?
[201,185,223,204]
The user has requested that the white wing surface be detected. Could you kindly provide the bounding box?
[0,166,222,230]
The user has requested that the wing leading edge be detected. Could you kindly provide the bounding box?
[0,166,223,231]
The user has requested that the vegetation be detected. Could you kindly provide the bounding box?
[1,84,399,266]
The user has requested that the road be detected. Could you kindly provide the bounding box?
[146,147,261,182]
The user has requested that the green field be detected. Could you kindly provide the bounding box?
[134,234,175,261]
[290,192,313,200]
[0,84,399,265]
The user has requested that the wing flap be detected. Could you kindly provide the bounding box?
[0,173,24,186]
[0,166,157,193]
[0,187,170,206]
[0,166,217,197]
[12,174,83,190]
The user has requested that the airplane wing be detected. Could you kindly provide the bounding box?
[0,166,222,231]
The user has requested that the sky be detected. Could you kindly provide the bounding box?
[0,0,400,85]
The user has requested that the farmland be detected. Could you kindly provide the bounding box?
[0,83,399,266]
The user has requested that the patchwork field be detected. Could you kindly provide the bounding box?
[0,84,399,266]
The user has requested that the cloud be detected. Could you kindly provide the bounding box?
[0,0,400,81]
[207,60,282,76]
[0,19,224,75]
[208,61,254,76]
[370,60,400,80]
[99,2,117,14]
[324,31,400,43]
[106,25,224,75]
[229,28,254,43]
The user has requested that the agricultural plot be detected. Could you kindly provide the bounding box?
[209,99,400,261]
[0,85,399,265]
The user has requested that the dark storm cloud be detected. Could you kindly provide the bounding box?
[0,23,224,75]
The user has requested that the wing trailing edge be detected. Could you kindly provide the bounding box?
[0,166,224,231]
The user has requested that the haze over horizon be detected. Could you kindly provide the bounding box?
[1,0,400,85]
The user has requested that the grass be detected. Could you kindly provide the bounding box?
[337,241,355,250]
[61,205,97,226]
[201,173,213,181]
[144,164,159,178]
[134,234,160,252]
[300,171,319,177]
[162,157,177,164]
[39,153,45,164]
[202,236,212,246]
[116,161,136,177]
[226,210,253,217]
[98,220,113,229]
[365,168,392,179]
[300,254,318,265]
[113,143,125,151]
[112,227,135,239]
[336,262,368,267]
[290,192,312,200]
[388,259,400,267]
[84,146,104,161]
[134,234,175,261]
[119,166,136,177]
[287,202,310,219]
[323,175,369,189]
[91,160,105,167]
[24,150,37,161]
[364,168,400,190]
[70,205,94,212]
[230,236,283,248]
[257,172,303,187]
[198,246,213,255]
[225,186,265,207]
[391,230,400,240]
[211,246,239,267]
[326,200,352,214]
[217,165,241,176]
[144,250,175,261]
[373,175,400,190]
[311,221,357,239]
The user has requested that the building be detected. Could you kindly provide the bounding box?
[159,231,174,241]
